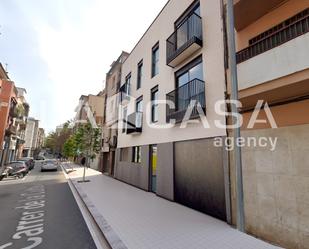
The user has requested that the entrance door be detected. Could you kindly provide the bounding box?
[150,145,157,193]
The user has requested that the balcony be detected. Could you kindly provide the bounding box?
[233,0,287,31]
[166,79,205,123]
[5,125,17,136]
[237,9,309,64]
[126,112,143,135]
[166,13,203,68]
[236,9,309,90]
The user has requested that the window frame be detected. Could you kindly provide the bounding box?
[122,106,128,133]
[175,55,203,88]
[137,60,143,90]
[135,96,143,113]
[151,86,159,123]
[151,42,159,78]
[125,73,131,95]
[132,146,141,163]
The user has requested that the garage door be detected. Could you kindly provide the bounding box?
[174,138,227,221]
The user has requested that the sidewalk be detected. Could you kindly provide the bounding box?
[62,163,282,249]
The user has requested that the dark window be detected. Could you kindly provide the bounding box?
[136,96,143,113]
[152,42,159,77]
[175,56,203,88]
[132,146,141,163]
[151,86,159,123]
[122,107,127,133]
[125,73,131,95]
[120,148,130,162]
[137,60,143,89]
[175,1,200,27]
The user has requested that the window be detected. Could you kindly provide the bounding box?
[175,56,203,88]
[132,146,141,163]
[120,148,129,162]
[151,42,159,77]
[136,96,143,113]
[137,60,143,89]
[122,107,127,133]
[125,73,131,95]
[111,76,116,89]
[151,86,158,123]
[175,1,201,49]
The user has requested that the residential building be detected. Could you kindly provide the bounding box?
[36,128,45,149]
[227,1,309,248]
[101,51,129,175]
[0,64,19,166]
[75,92,105,170]
[23,118,39,157]
[76,93,105,127]
[116,0,229,223]
[14,87,30,159]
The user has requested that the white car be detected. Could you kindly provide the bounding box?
[41,160,58,172]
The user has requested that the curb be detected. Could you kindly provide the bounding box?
[62,164,128,249]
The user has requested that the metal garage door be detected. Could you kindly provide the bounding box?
[174,138,227,221]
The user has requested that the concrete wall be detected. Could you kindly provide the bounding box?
[115,145,150,191]
[240,124,309,249]
[117,0,227,148]
[156,142,174,200]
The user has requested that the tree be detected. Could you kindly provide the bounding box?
[44,121,73,155]
[66,122,101,182]
[74,122,101,165]
[63,136,77,159]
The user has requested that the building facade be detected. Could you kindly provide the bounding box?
[228,1,309,248]
[75,92,105,170]
[23,118,39,158]
[0,64,19,167]
[101,51,129,175]
[115,0,230,222]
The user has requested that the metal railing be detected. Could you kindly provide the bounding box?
[236,11,309,64]
[166,79,205,123]
[166,13,202,65]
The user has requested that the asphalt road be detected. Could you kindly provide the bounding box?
[0,163,97,249]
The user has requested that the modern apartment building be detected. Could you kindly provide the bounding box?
[116,0,230,222]
[101,51,129,175]
[228,1,309,248]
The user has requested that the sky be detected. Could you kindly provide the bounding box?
[0,0,168,133]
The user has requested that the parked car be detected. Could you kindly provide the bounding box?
[0,161,28,180]
[41,160,58,172]
[35,155,46,161]
[18,157,35,170]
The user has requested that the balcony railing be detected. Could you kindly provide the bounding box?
[236,10,309,64]
[126,112,143,134]
[166,13,203,67]
[166,79,205,123]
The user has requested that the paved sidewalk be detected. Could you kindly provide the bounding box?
[62,163,282,249]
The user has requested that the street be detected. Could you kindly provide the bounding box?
[0,163,97,249]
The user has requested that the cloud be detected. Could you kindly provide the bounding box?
[4,0,168,132]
